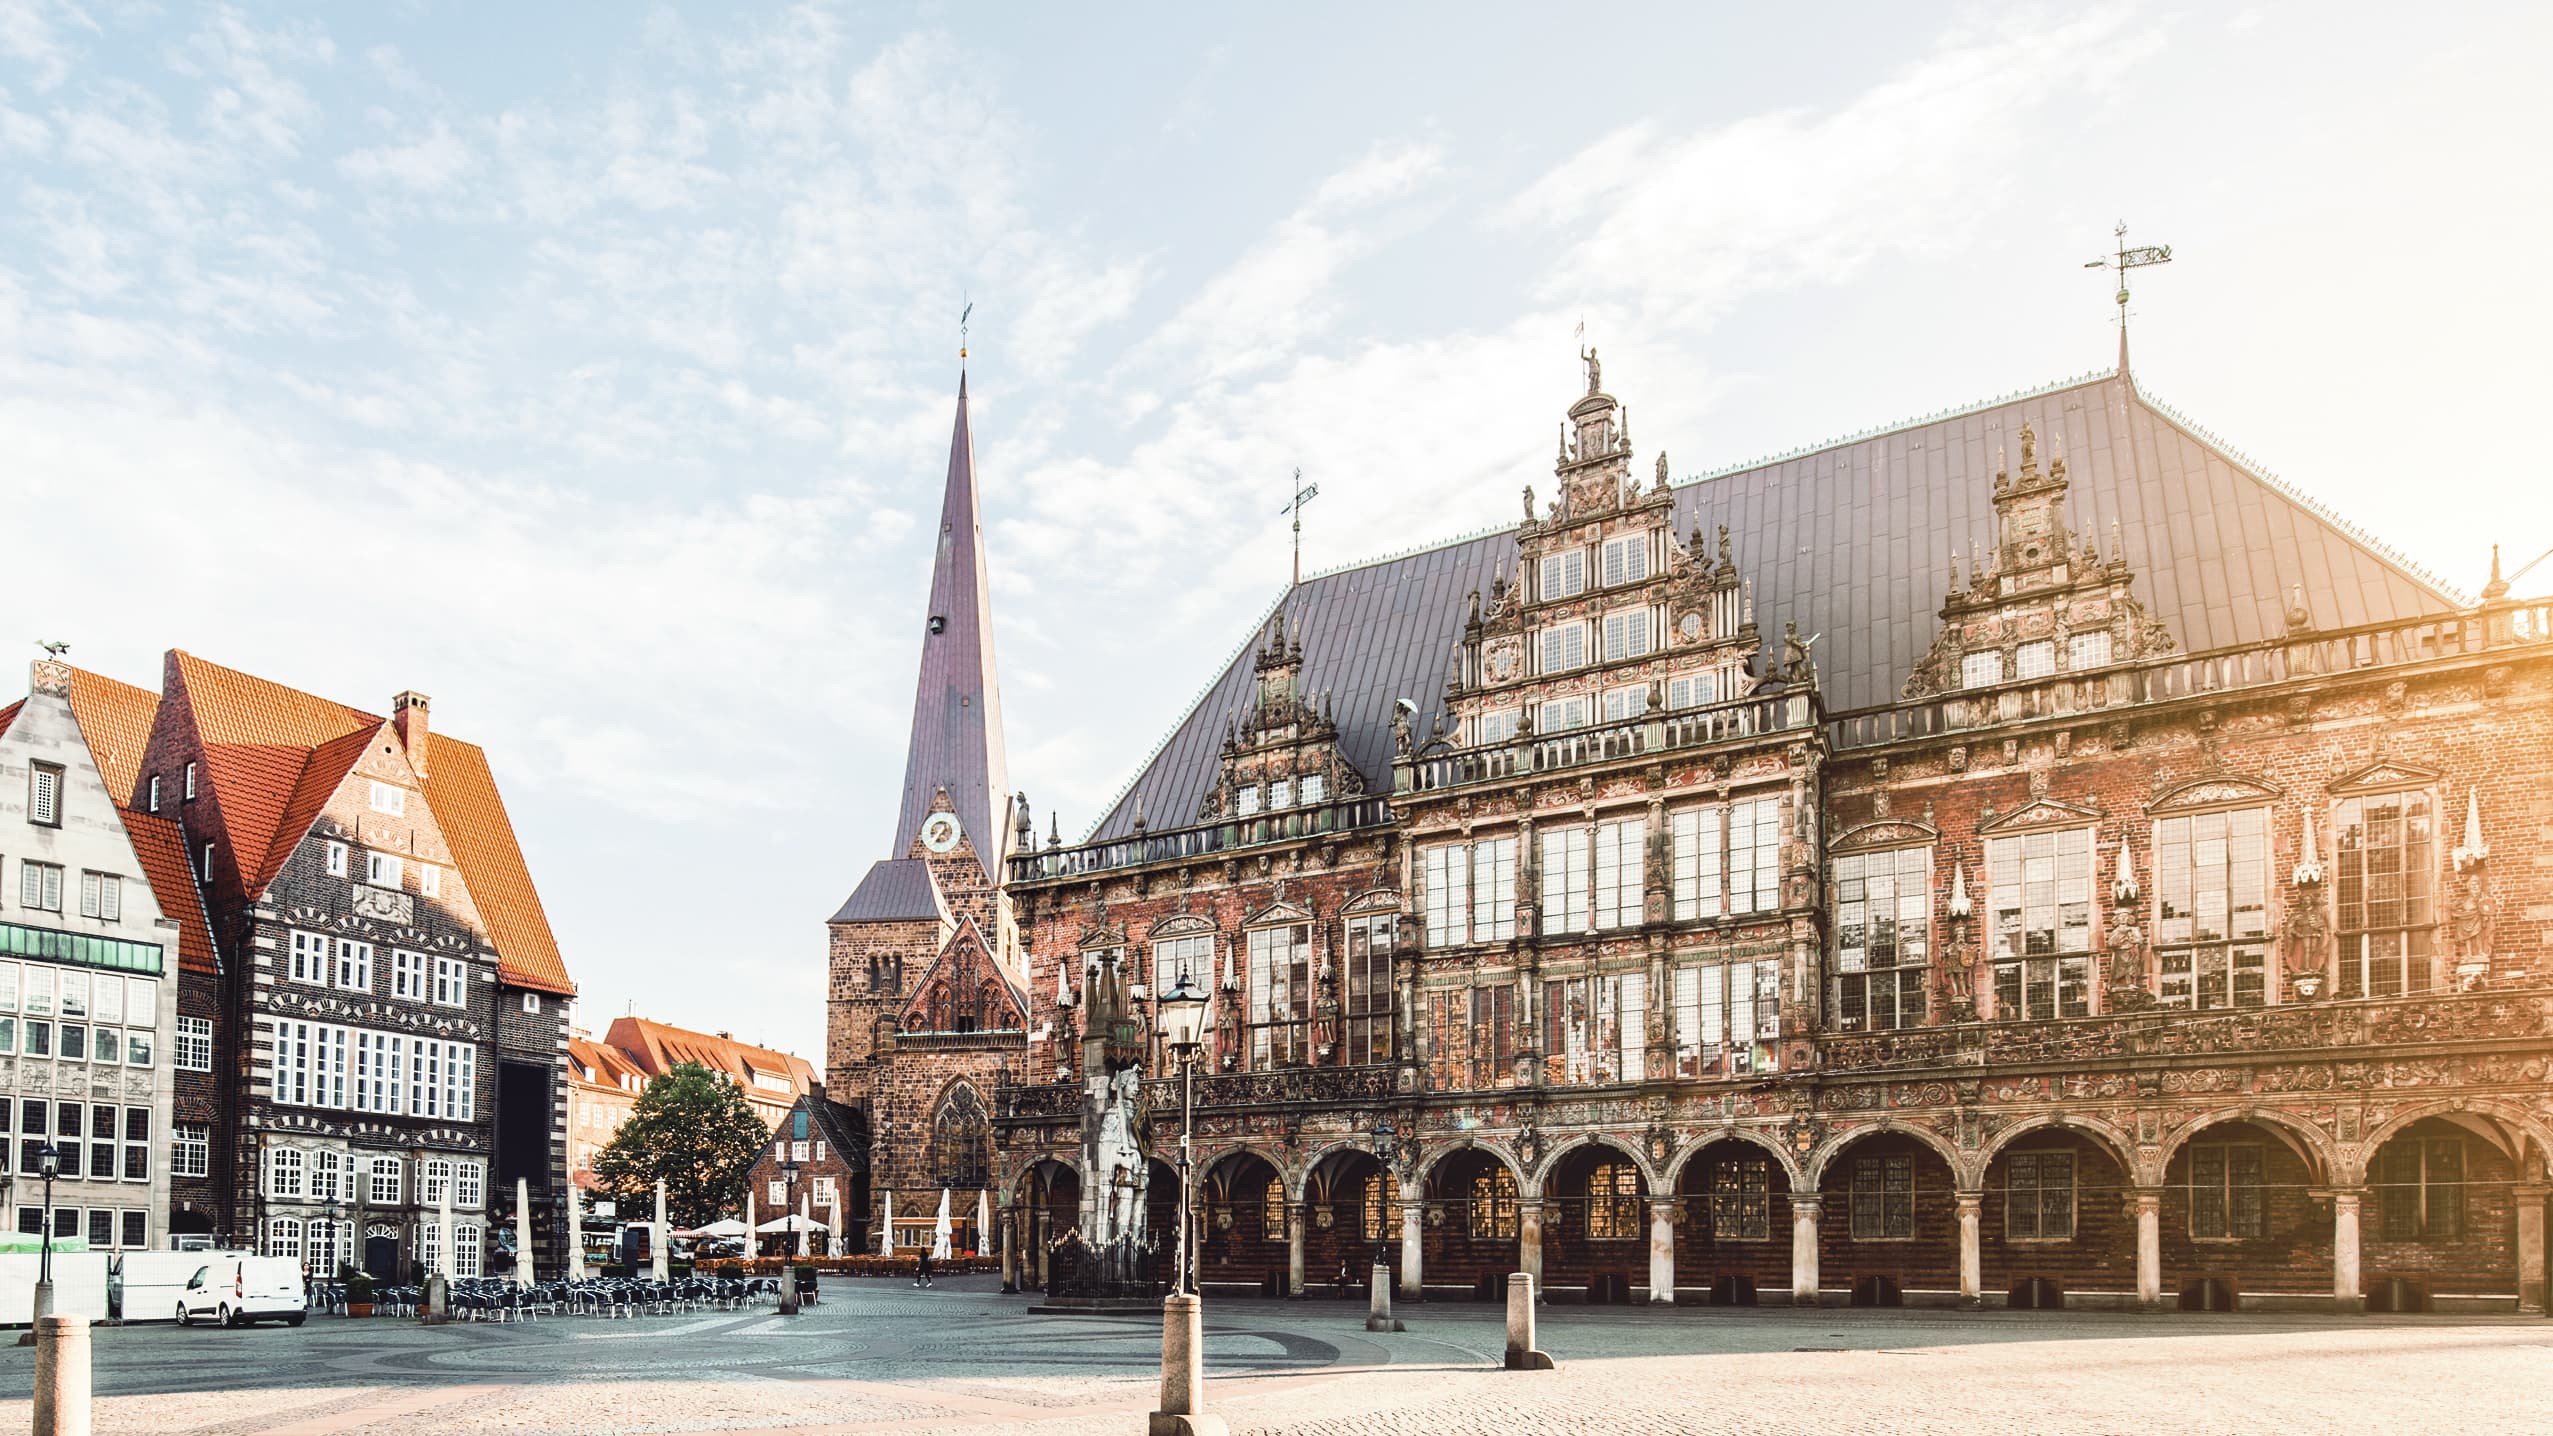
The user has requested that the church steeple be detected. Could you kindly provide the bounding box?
[894,373,1011,887]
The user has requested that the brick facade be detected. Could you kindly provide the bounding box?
[956,360,2553,1316]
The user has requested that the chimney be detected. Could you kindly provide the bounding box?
[393,690,431,776]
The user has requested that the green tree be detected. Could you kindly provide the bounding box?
[592,1061,773,1228]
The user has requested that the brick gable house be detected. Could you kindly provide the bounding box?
[129,652,574,1279]
[862,345,2552,1315]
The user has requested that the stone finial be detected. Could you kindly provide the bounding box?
[2453,786,2489,872]
[2482,543,2510,601]
[2284,584,2313,636]
[2112,834,2141,905]
[1946,862,1973,920]
[2110,516,2126,566]
[2293,807,2325,887]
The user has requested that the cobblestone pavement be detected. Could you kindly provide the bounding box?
[3,1276,2548,1434]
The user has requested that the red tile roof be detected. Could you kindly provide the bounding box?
[420,734,574,995]
[0,699,19,739]
[61,666,163,805]
[123,810,218,977]
[603,1016,818,1093]
[567,1036,649,1091]
[165,651,573,995]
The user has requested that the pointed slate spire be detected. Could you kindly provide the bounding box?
[894,372,1011,886]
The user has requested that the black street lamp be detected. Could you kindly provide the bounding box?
[33,1143,59,1322]
[1157,968,1212,1295]
[777,1157,802,1316]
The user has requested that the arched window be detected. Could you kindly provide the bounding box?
[267,1216,303,1261]
[1585,1160,1642,1239]
[931,1086,990,1188]
[1467,1164,1519,1239]
[1361,1170,1399,1241]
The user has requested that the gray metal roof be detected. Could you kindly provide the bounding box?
[1088,370,2457,841]
[830,858,945,924]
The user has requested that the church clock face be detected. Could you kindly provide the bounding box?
[921,813,962,853]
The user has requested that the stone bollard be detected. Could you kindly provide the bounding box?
[1502,1272,1555,1371]
[33,1313,91,1436]
[423,1273,450,1325]
[1366,1263,1403,1333]
[1148,1292,1229,1436]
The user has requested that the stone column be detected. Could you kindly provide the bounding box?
[2515,1185,2548,1316]
[1518,1199,1546,1293]
[2331,1188,2364,1315]
[1000,1207,1019,1292]
[1151,1291,1228,1435]
[1788,1195,1821,1306]
[1646,1195,1676,1304]
[1399,1197,1423,1299]
[1955,1190,1983,1307]
[32,1314,89,1436]
[2134,1189,2162,1310]
[566,1183,587,1282]
[1286,1203,1307,1297]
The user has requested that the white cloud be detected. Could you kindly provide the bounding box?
[339,118,473,192]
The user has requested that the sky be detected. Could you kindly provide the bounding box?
[6,2,2549,1066]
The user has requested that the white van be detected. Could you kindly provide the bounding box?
[173,1256,306,1328]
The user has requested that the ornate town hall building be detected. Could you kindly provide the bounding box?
[839,345,2553,1315]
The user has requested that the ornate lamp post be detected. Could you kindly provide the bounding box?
[1150,967,1224,1435]
[33,1143,59,1323]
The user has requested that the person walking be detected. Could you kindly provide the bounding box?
[913,1247,935,1289]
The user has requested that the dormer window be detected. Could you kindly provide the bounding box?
[1539,550,1586,600]
[1961,651,2004,689]
[1600,535,1649,587]
[2015,641,2056,680]
[2069,632,2113,669]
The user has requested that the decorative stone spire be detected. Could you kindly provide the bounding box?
[891,372,1011,886]
[2452,786,2490,872]
[2112,834,2141,905]
[2293,808,2325,888]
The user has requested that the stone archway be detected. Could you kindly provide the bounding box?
[1675,1134,1794,1306]
[2156,1115,2333,1310]
[1812,1127,1962,1307]
[1975,1122,2140,1310]
[1016,1159,1078,1292]
[1421,1145,1522,1301]
[1538,1137,1650,1303]
[1197,1149,1288,1296]
[1302,1147,1396,1299]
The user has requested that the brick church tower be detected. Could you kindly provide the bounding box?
[825,373,1030,1255]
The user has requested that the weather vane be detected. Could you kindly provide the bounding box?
[960,296,973,365]
[2084,221,2172,372]
[1281,468,1319,587]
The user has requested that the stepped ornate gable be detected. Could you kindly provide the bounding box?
[950,339,2552,1316]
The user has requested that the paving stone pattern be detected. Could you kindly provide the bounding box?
[3,1276,2548,1435]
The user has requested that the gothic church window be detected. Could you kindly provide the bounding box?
[2376,1137,2463,1241]
[2335,791,2436,998]
[2154,809,2271,1010]
[2187,1142,2265,1239]
[1988,829,2094,1020]
[1849,1155,1914,1240]
[931,1086,990,1189]
[1584,1160,1642,1240]
[2004,1150,2075,1240]
[1245,922,1313,1068]
[1833,847,1930,1031]
[1707,1155,1771,1240]
[1342,914,1395,1065]
[1468,1163,1519,1239]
